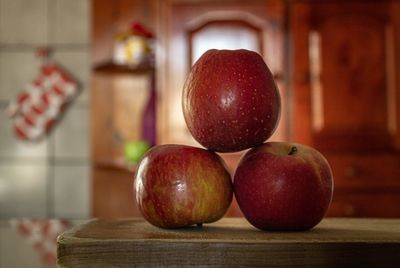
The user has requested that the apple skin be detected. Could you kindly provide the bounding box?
[233,142,334,231]
[182,49,281,153]
[134,144,233,228]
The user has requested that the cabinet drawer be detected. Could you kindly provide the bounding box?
[328,190,400,217]
[325,153,400,191]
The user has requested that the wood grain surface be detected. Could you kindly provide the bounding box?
[57,217,400,267]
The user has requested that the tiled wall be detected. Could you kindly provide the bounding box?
[0,0,91,219]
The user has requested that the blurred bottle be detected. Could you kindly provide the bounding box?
[141,72,156,146]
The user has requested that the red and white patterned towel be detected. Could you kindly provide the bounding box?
[6,64,79,141]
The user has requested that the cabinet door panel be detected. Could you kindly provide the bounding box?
[92,168,141,218]
[315,17,388,133]
[293,2,399,152]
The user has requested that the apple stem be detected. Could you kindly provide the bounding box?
[288,146,298,156]
[197,223,203,228]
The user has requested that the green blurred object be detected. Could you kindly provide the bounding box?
[124,140,151,163]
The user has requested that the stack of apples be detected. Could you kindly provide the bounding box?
[134,49,334,231]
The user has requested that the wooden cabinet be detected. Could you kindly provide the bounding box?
[291,0,400,217]
[157,0,288,172]
[91,67,153,217]
[90,0,400,218]
[91,0,156,217]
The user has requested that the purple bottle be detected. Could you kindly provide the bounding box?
[141,72,156,146]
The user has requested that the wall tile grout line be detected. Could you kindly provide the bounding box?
[0,44,89,51]
[0,100,9,108]
[47,134,55,219]
[46,0,54,219]
[47,0,53,46]
[0,157,48,164]
[0,42,90,49]
[0,156,89,164]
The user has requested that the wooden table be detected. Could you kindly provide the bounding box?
[57,218,400,267]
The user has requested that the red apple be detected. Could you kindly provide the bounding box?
[234,142,334,231]
[134,144,233,228]
[182,49,281,153]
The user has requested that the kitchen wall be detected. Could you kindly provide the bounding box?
[0,0,91,219]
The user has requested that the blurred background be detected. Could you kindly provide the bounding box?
[0,0,89,266]
[0,0,90,221]
[1,0,400,266]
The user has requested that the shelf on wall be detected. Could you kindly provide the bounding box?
[94,157,137,173]
[93,61,154,75]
